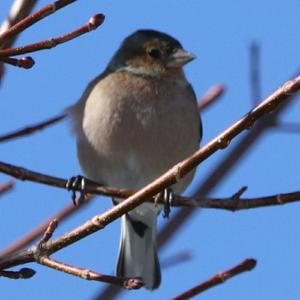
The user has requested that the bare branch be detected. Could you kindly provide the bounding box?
[0,0,38,48]
[0,56,34,69]
[1,220,144,289]
[190,190,300,211]
[0,14,105,58]
[171,258,257,300]
[0,160,134,199]
[198,84,225,111]
[38,256,143,289]
[39,219,58,245]
[0,0,38,81]
[0,180,14,197]
[0,114,65,143]
[1,159,300,211]
[0,0,77,45]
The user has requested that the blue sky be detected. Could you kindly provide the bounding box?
[0,1,300,299]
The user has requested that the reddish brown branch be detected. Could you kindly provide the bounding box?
[40,219,58,244]
[0,0,38,80]
[0,0,38,48]
[173,189,300,210]
[2,158,300,210]
[0,76,298,272]
[0,160,133,198]
[0,14,105,58]
[2,220,143,289]
[0,113,65,143]
[38,256,143,289]
[0,180,14,196]
[198,84,225,111]
[0,0,77,45]
[171,258,257,300]
[0,56,34,69]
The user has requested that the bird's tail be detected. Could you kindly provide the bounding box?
[116,214,161,290]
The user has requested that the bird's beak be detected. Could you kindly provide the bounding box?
[166,48,196,68]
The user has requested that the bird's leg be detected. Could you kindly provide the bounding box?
[162,188,174,218]
[66,175,87,206]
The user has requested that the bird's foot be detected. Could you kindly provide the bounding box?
[162,188,174,218]
[66,175,87,206]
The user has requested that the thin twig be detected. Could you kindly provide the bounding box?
[0,0,38,81]
[190,190,300,211]
[0,180,14,197]
[2,158,300,210]
[0,114,66,143]
[171,258,257,300]
[3,220,144,289]
[0,0,76,45]
[198,84,225,111]
[38,256,143,289]
[0,14,105,58]
[0,56,34,69]
[0,76,298,272]
[0,160,133,198]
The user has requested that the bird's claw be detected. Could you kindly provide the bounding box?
[66,175,86,206]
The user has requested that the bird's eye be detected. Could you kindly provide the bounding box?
[147,48,161,59]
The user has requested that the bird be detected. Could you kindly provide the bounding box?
[68,29,202,290]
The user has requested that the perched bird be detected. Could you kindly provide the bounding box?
[68,29,201,289]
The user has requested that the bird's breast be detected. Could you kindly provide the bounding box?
[79,71,200,191]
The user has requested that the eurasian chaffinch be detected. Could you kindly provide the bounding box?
[68,29,202,289]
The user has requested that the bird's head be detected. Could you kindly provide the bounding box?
[108,29,196,76]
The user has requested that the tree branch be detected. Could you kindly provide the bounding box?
[0,0,38,81]
[0,0,77,45]
[1,158,300,211]
[2,220,144,289]
[0,56,34,69]
[0,14,105,59]
[0,1,38,46]
[198,84,225,111]
[0,114,65,143]
[38,256,143,289]
[0,180,14,197]
[171,258,257,300]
